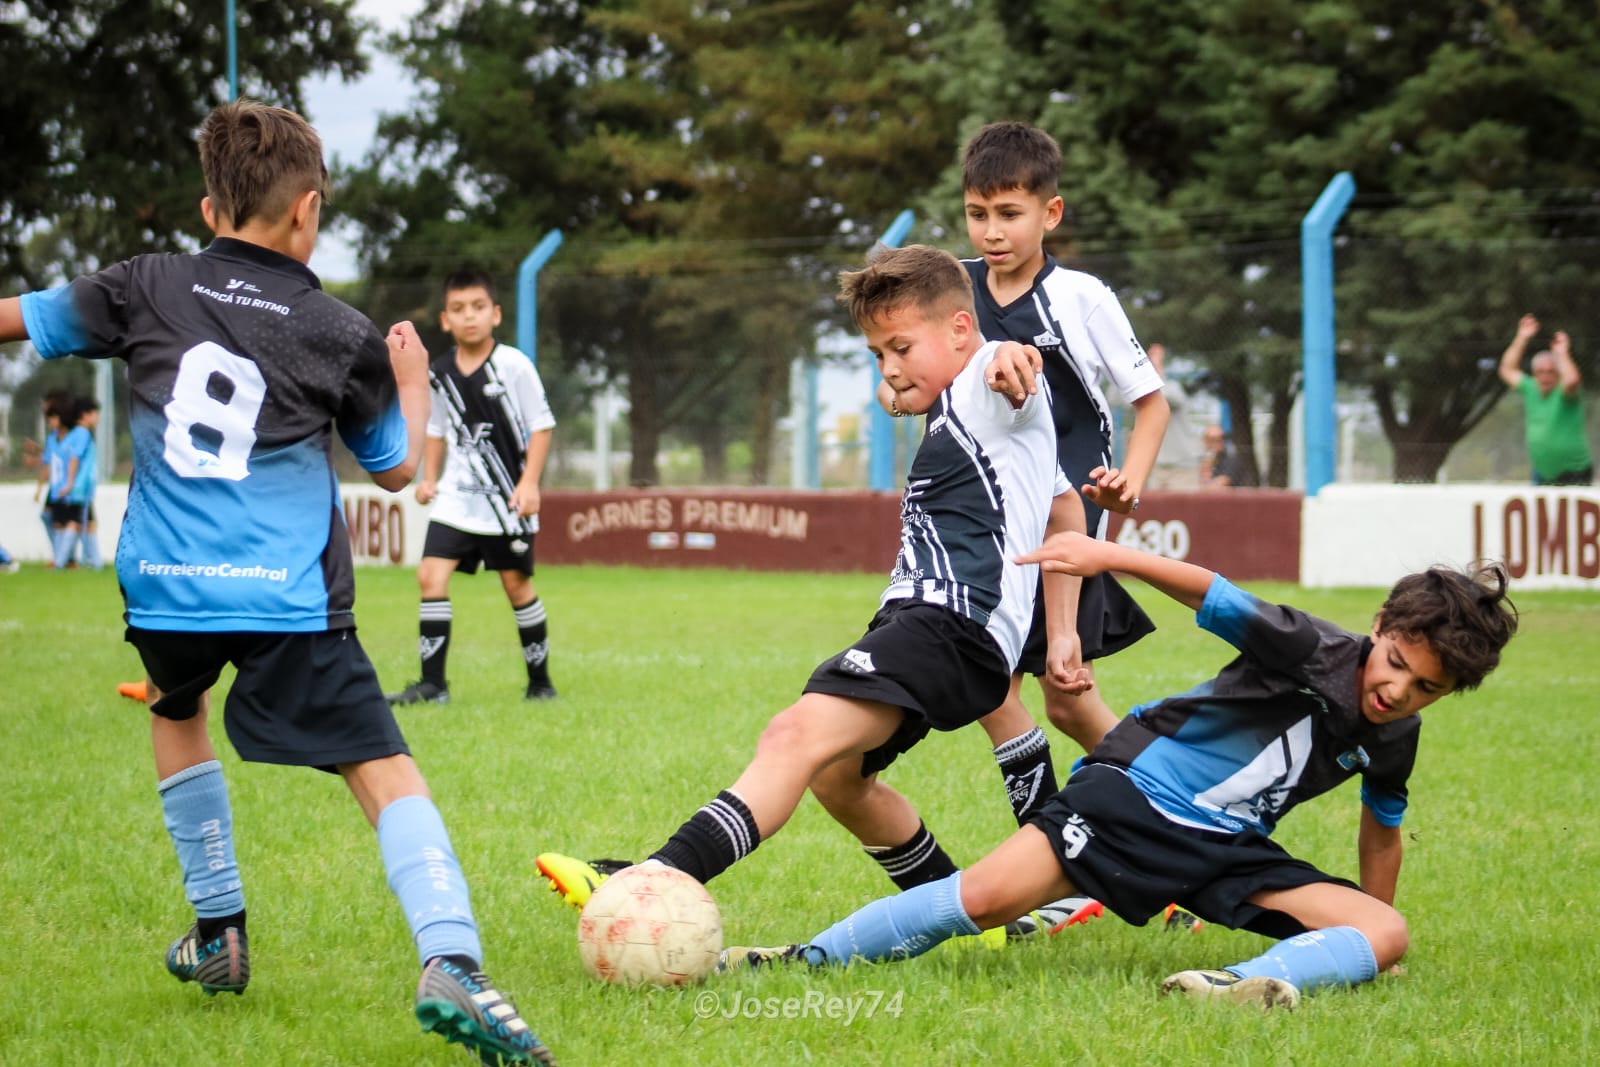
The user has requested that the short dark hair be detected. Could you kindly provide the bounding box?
[837,244,974,331]
[1376,563,1519,691]
[443,269,498,303]
[198,99,330,230]
[961,122,1061,199]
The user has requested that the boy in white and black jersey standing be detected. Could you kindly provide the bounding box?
[387,269,559,705]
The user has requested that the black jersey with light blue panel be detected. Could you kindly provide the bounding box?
[1084,575,1420,835]
[20,238,408,632]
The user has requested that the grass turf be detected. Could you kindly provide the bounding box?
[0,562,1594,1065]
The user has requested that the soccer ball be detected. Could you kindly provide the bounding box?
[577,864,722,986]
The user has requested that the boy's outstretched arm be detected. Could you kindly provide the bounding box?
[0,297,27,343]
[369,320,430,491]
[1018,531,1214,611]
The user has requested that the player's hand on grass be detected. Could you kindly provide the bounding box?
[985,342,1042,408]
[1082,465,1138,514]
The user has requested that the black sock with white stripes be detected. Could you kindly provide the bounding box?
[513,597,551,684]
[419,598,452,688]
[864,821,958,890]
[649,790,760,885]
[995,726,1058,824]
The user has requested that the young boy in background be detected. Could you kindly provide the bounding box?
[386,269,559,706]
[538,244,1088,912]
[724,537,1518,1014]
[962,120,1170,763]
[0,100,553,1066]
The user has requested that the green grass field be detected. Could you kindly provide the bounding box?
[1,563,1596,1066]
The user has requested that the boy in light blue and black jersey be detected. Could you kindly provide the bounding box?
[731,534,1518,1011]
[0,99,554,1065]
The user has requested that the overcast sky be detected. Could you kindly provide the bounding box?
[303,0,421,281]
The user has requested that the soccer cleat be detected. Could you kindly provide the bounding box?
[535,853,633,909]
[118,680,148,702]
[715,944,820,973]
[386,680,450,706]
[524,681,559,701]
[415,957,555,1065]
[166,924,249,996]
[1160,969,1300,1011]
[1040,895,1104,935]
[1163,902,1205,934]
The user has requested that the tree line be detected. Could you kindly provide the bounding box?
[4,0,1598,484]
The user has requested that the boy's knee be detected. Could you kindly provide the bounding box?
[809,759,871,811]
[956,869,1012,929]
[1043,691,1116,752]
[1362,908,1409,969]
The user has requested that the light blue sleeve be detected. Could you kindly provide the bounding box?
[338,396,410,473]
[20,288,92,359]
[1360,782,1408,827]
[1194,573,1254,647]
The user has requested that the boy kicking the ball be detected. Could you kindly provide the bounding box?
[0,100,552,1065]
[719,535,1517,1011]
[539,244,1089,911]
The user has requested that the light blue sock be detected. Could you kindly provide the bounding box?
[158,760,245,917]
[51,527,77,569]
[1228,926,1379,993]
[80,526,101,568]
[808,871,979,965]
[377,795,481,966]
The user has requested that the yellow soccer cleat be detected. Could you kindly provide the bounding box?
[535,853,631,909]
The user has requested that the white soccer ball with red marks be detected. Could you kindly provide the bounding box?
[577,864,723,986]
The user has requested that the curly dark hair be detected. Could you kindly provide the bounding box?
[1376,563,1519,691]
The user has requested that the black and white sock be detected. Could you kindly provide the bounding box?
[864,821,958,890]
[649,790,760,885]
[513,597,550,683]
[995,726,1057,824]
[419,598,452,688]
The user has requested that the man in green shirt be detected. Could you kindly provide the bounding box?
[1498,314,1592,486]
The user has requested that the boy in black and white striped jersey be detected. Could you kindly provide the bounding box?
[386,268,559,705]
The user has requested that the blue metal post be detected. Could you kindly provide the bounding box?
[226,0,238,99]
[867,209,916,491]
[1300,173,1355,496]
[516,230,564,365]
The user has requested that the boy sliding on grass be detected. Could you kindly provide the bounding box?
[539,244,1090,912]
[0,100,552,1065]
[721,533,1517,1011]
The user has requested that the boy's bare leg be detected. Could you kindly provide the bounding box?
[726,693,903,838]
[958,824,1078,928]
[1043,663,1119,753]
[149,687,216,778]
[340,753,430,827]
